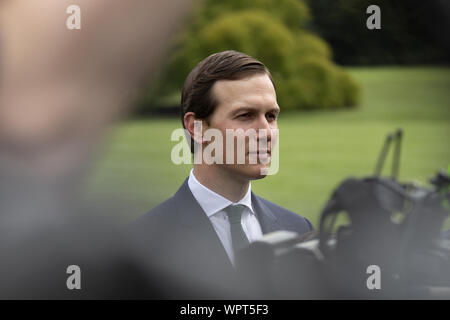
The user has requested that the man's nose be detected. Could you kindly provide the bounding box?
[255,115,273,142]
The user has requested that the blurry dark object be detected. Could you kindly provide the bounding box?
[238,128,450,299]
[307,0,450,65]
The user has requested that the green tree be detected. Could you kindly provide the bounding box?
[140,0,360,112]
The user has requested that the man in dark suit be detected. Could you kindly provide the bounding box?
[134,50,313,298]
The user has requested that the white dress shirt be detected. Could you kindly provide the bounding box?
[187,169,263,265]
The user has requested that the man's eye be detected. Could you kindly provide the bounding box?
[238,113,251,118]
[267,113,277,120]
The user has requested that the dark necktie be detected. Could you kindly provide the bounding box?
[225,204,250,254]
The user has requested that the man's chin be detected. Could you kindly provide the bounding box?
[240,164,271,180]
[221,162,271,181]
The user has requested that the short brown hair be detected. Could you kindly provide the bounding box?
[181,50,273,152]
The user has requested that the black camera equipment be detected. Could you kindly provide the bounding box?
[237,129,450,299]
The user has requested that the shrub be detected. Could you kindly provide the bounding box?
[141,0,360,112]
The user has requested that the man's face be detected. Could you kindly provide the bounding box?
[203,73,279,181]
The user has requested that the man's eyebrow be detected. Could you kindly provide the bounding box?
[269,106,280,114]
[231,106,280,115]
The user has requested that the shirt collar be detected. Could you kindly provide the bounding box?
[188,169,254,218]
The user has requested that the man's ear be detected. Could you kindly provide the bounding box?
[184,112,205,145]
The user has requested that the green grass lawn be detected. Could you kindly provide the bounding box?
[87,67,450,228]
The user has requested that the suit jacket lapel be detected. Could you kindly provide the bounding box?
[251,192,282,234]
[172,179,234,271]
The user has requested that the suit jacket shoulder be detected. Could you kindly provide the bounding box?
[252,194,314,235]
[259,196,314,231]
